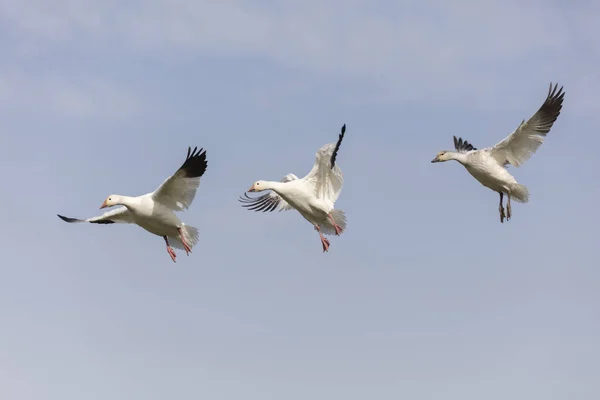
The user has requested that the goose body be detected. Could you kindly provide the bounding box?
[240,124,347,251]
[432,83,565,222]
[462,151,521,195]
[58,147,207,262]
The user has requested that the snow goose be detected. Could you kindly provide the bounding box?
[239,124,347,252]
[58,147,207,262]
[431,83,565,222]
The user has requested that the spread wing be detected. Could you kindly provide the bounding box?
[301,124,345,206]
[490,83,565,167]
[238,174,298,212]
[57,206,133,224]
[152,147,208,211]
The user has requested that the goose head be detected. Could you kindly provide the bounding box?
[100,194,121,209]
[247,180,270,192]
[431,150,454,163]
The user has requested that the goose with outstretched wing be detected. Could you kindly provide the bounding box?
[431,83,565,222]
[58,146,207,262]
[240,124,347,252]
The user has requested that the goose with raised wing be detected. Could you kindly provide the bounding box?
[240,124,347,252]
[58,147,207,262]
[431,83,565,222]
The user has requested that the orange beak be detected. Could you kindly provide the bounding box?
[248,185,256,192]
[100,199,108,209]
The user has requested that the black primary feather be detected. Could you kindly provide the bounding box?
[330,123,346,169]
[531,82,565,134]
[238,193,281,213]
[453,136,477,152]
[57,214,82,223]
[57,214,115,224]
[178,147,208,178]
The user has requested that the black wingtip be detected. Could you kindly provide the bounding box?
[330,124,346,169]
[548,82,564,94]
[531,82,565,134]
[179,146,208,178]
[57,214,82,223]
[547,82,565,104]
[453,136,477,152]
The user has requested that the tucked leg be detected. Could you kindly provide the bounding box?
[498,192,506,223]
[327,213,343,236]
[163,236,177,263]
[506,193,512,221]
[315,225,330,252]
[178,227,192,255]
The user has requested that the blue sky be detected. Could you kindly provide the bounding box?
[1,1,599,399]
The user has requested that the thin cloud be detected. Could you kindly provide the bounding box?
[1,0,599,114]
[0,71,140,118]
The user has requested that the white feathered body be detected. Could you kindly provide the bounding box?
[463,151,517,192]
[124,194,183,237]
[276,180,335,227]
[461,150,530,203]
[110,194,199,251]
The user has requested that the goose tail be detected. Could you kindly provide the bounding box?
[321,209,347,236]
[509,183,529,203]
[168,224,200,251]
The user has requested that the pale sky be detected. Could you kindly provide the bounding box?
[1,1,599,399]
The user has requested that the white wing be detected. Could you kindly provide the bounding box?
[239,174,298,212]
[57,206,133,224]
[152,147,207,211]
[490,83,565,167]
[301,124,345,206]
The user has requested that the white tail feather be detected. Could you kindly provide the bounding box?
[168,224,199,251]
[509,183,529,203]
[320,209,347,236]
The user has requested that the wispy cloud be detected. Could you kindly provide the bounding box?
[0,70,140,118]
[1,0,599,114]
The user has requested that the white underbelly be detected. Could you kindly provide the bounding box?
[465,164,515,192]
[130,207,181,237]
[282,194,329,226]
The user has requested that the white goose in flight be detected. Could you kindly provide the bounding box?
[58,147,207,262]
[431,83,565,222]
[240,124,347,252]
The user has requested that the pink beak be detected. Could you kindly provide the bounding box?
[248,185,256,192]
[100,200,108,209]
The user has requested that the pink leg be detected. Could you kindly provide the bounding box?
[178,228,192,255]
[327,213,343,236]
[163,236,177,263]
[315,225,330,252]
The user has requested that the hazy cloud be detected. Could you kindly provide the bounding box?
[0,70,139,118]
[1,0,599,114]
